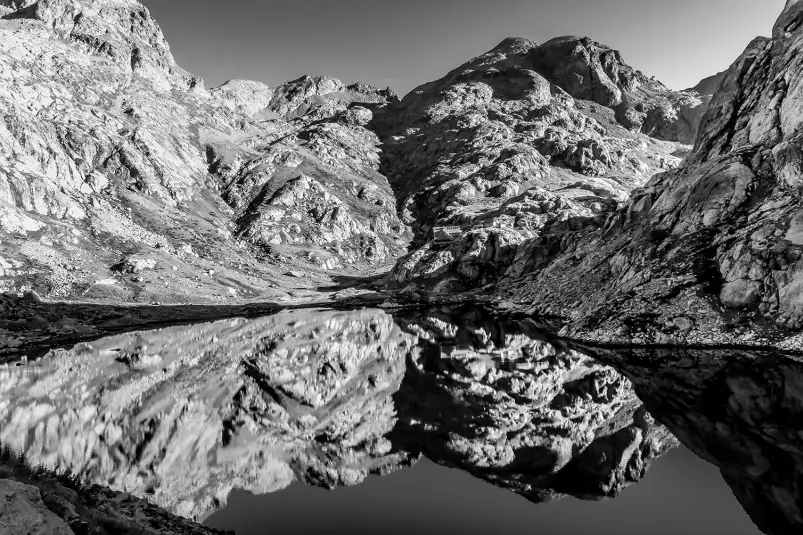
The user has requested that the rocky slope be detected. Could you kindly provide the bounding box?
[0,0,408,305]
[0,467,226,535]
[496,0,803,350]
[0,308,677,523]
[372,35,707,293]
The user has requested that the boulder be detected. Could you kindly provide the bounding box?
[0,480,72,535]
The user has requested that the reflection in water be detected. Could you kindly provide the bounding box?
[575,343,803,535]
[0,306,798,534]
[207,452,760,535]
[390,307,676,503]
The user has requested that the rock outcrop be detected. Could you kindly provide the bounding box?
[499,1,803,350]
[0,0,408,304]
[0,479,73,535]
[0,308,677,522]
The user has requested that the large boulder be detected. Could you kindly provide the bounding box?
[0,480,72,535]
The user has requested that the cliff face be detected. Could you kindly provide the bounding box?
[0,0,408,304]
[0,308,677,522]
[498,1,803,350]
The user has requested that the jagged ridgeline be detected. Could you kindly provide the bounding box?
[0,0,801,342]
[1,0,715,307]
[0,0,409,304]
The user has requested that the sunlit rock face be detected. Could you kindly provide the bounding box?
[0,0,408,303]
[0,307,677,522]
[214,78,409,272]
[498,2,803,350]
[576,344,803,535]
[375,35,699,290]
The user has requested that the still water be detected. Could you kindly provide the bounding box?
[208,450,758,535]
[0,305,798,534]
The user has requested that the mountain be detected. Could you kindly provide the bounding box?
[688,70,727,96]
[373,35,705,293]
[1,1,801,533]
[495,0,803,350]
[0,0,714,307]
[0,0,408,305]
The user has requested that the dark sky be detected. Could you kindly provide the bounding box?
[145,0,783,96]
[205,448,761,535]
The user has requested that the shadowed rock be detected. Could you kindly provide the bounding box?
[497,2,803,350]
[574,344,803,535]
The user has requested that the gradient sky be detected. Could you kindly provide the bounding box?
[145,0,784,96]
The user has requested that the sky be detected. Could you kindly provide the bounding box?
[145,0,784,97]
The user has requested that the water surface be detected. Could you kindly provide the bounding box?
[207,449,759,535]
[0,305,798,534]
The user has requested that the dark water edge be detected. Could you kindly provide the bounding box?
[206,448,760,535]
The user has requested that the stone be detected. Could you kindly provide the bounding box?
[111,257,157,274]
[0,479,73,535]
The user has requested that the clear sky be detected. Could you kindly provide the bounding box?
[145,0,784,96]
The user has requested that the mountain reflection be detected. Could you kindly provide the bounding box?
[0,307,799,535]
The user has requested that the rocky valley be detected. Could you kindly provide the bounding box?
[0,0,802,534]
[0,0,718,315]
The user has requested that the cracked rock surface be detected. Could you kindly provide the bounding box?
[0,0,408,304]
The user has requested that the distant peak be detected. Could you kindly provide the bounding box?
[541,35,611,50]
[490,37,540,54]
[776,0,803,37]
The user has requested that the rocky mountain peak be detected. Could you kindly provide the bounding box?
[497,2,803,352]
[1,0,194,89]
[775,0,803,42]
[530,35,662,106]
[210,79,274,117]
[488,36,541,55]
[688,71,726,95]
